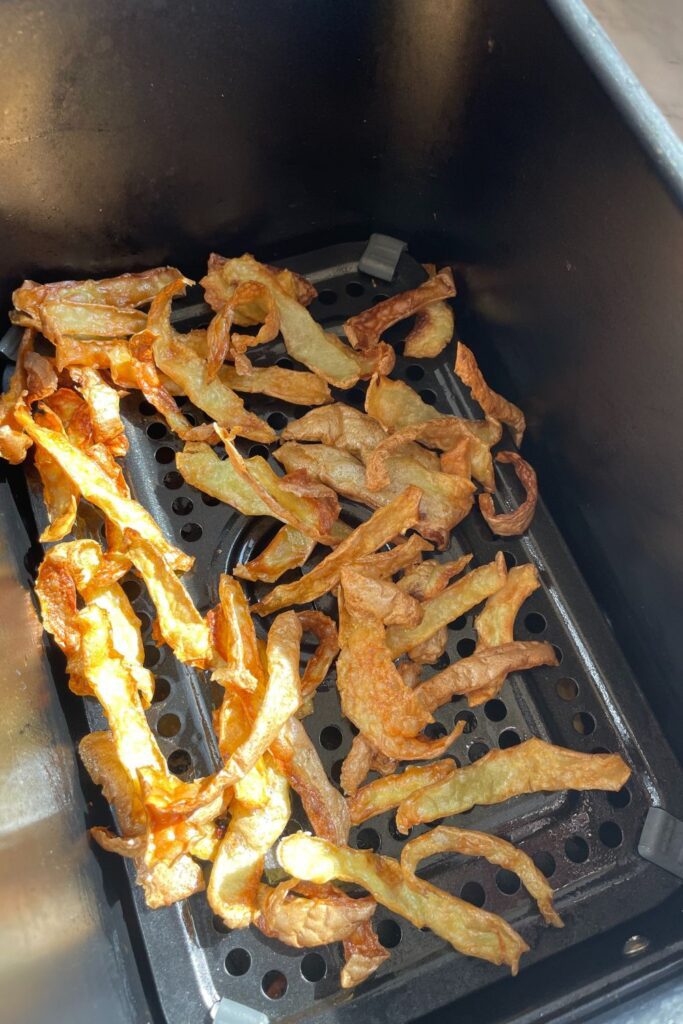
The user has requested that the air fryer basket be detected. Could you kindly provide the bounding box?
[15,241,683,1024]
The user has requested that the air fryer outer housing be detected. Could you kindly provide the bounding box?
[1,3,682,1024]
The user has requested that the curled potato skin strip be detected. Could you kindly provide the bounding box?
[234,525,317,583]
[344,268,456,351]
[479,452,538,536]
[415,641,558,711]
[252,485,423,616]
[255,880,376,949]
[341,566,423,627]
[348,761,457,825]
[403,264,455,359]
[401,826,563,928]
[396,738,631,832]
[455,341,525,446]
[277,834,528,973]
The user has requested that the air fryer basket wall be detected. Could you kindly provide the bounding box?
[1,2,682,1024]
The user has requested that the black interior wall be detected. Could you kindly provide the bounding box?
[0,0,681,771]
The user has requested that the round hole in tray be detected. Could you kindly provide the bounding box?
[496,869,521,895]
[552,644,564,664]
[377,919,402,949]
[319,724,343,750]
[157,713,181,738]
[267,411,288,431]
[433,652,451,670]
[388,815,410,842]
[180,522,202,542]
[144,645,161,668]
[406,364,425,382]
[172,496,193,516]
[330,759,343,785]
[565,834,589,863]
[424,722,447,740]
[301,952,327,982]
[346,281,365,298]
[572,711,596,736]
[454,709,477,734]
[136,611,151,632]
[146,421,167,440]
[262,970,288,1000]
[249,444,271,459]
[599,821,623,849]
[556,677,579,701]
[185,413,197,426]
[608,787,631,810]
[485,699,507,722]
[468,741,489,763]
[277,356,294,369]
[460,881,485,907]
[317,289,337,306]
[152,678,171,703]
[213,914,230,934]
[167,749,192,776]
[155,445,175,465]
[139,400,156,416]
[532,851,556,878]
[163,469,183,490]
[420,388,437,406]
[456,637,476,657]
[201,492,220,507]
[372,293,389,305]
[448,614,467,632]
[525,612,546,634]
[225,948,251,976]
[502,550,517,569]
[122,578,142,601]
[498,728,521,749]
[356,827,381,852]
[284,818,304,836]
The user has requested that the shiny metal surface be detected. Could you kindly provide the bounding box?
[0,474,150,1024]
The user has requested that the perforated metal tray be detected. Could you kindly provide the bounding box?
[20,242,683,1024]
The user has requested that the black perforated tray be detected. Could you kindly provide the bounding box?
[21,242,683,1024]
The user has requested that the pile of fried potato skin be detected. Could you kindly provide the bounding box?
[2,256,630,988]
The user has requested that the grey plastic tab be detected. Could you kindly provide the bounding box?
[358,233,407,282]
[213,997,269,1024]
[638,806,683,879]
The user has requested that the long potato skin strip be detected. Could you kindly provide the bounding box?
[210,575,263,692]
[143,611,302,820]
[469,563,541,705]
[203,254,364,388]
[348,761,457,826]
[177,441,272,516]
[277,834,528,973]
[202,253,316,314]
[234,524,317,583]
[348,534,434,578]
[255,880,375,948]
[272,717,350,845]
[252,485,423,616]
[416,642,558,711]
[455,342,525,447]
[129,330,212,442]
[125,537,211,667]
[13,267,184,320]
[296,610,340,698]
[341,920,390,988]
[344,268,456,351]
[148,279,275,443]
[69,366,128,455]
[396,738,632,832]
[340,567,423,627]
[14,403,191,572]
[219,364,332,406]
[340,735,375,797]
[386,555,507,659]
[401,826,563,928]
[208,756,290,929]
[33,408,79,542]
[479,452,538,536]
[219,431,339,543]
[403,265,455,359]
[38,301,148,341]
